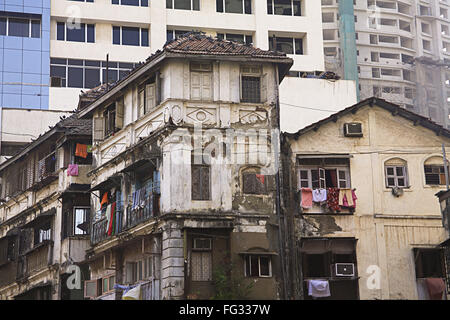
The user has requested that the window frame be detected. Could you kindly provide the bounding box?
[73,206,90,235]
[244,255,272,278]
[297,166,351,190]
[112,26,149,47]
[267,0,302,16]
[385,164,409,188]
[424,164,448,186]
[57,22,95,43]
[216,0,252,14]
[0,14,41,38]
[167,0,200,11]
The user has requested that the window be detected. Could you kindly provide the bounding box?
[113,26,149,46]
[191,238,212,281]
[0,13,41,38]
[102,275,116,294]
[50,58,136,89]
[57,22,95,43]
[102,98,124,138]
[167,0,200,10]
[216,33,253,45]
[138,75,159,117]
[297,158,351,189]
[34,221,51,245]
[240,65,267,104]
[414,248,444,279]
[190,62,213,101]
[384,158,408,188]
[166,29,191,41]
[242,169,270,194]
[112,0,148,6]
[216,0,251,14]
[267,0,301,16]
[424,157,449,185]
[244,255,272,277]
[191,164,210,201]
[73,207,90,235]
[269,36,303,55]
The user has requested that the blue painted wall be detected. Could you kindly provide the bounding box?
[0,0,50,109]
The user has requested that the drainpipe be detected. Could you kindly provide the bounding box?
[274,65,288,300]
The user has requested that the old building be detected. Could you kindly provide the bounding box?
[282,97,450,300]
[76,33,293,300]
[0,113,92,300]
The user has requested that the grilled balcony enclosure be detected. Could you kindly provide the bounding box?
[16,240,53,280]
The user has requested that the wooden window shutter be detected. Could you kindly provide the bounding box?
[191,72,201,100]
[201,73,212,100]
[260,73,268,103]
[243,173,256,194]
[146,84,156,112]
[155,71,161,106]
[192,165,201,200]
[115,98,124,129]
[93,117,105,142]
[138,88,145,117]
[192,165,210,200]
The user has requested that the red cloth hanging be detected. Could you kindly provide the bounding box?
[107,202,116,236]
[100,192,109,208]
[255,174,265,185]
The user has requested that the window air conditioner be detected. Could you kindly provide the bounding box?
[334,263,355,277]
[344,123,363,137]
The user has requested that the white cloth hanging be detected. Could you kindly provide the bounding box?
[312,189,327,203]
[308,280,331,298]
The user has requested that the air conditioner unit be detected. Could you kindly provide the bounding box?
[391,187,404,197]
[334,263,355,277]
[344,123,363,137]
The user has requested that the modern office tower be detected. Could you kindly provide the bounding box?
[322,0,450,127]
[0,0,71,162]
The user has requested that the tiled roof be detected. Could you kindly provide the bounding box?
[57,112,92,135]
[77,32,292,112]
[163,32,287,59]
[284,97,450,139]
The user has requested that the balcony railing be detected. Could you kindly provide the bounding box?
[91,204,125,245]
[16,240,53,280]
[90,191,160,246]
[37,152,57,183]
[125,192,160,230]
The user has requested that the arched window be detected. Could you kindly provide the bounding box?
[424,156,449,186]
[241,167,269,195]
[384,158,408,188]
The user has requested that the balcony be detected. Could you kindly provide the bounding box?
[125,192,160,230]
[91,191,160,246]
[91,203,125,245]
[16,240,53,281]
[32,152,58,190]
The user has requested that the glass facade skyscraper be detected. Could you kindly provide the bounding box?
[0,0,50,109]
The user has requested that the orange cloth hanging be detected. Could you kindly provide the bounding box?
[75,143,88,158]
[100,192,109,207]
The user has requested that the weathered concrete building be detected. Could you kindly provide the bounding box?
[0,113,92,299]
[77,33,293,300]
[282,97,450,300]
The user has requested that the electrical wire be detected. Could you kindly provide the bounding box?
[280,102,341,113]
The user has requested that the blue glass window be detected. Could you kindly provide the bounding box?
[31,20,41,38]
[0,18,6,35]
[122,27,140,46]
[57,22,65,40]
[141,28,149,47]
[87,24,95,43]
[113,26,120,44]
[9,18,29,37]
[67,23,86,42]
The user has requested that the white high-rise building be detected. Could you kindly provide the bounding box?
[322,0,450,127]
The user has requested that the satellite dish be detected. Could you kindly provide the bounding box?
[391,187,404,197]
